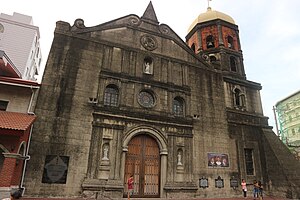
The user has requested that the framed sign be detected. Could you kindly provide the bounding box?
[208,153,229,167]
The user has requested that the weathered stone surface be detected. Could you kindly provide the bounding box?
[23,3,300,200]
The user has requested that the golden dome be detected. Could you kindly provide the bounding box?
[188,7,235,32]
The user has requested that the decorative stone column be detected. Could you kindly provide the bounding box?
[160,149,168,198]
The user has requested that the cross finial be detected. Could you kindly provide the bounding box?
[207,0,212,8]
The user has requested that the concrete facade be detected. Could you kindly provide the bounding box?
[23,3,300,199]
[0,12,42,80]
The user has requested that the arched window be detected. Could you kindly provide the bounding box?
[227,36,234,49]
[206,35,215,49]
[104,84,119,106]
[173,97,184,116]
[0,144,8,173]
[230,57,237,72]
[191,43,196,53]
[233,88,245,108]
[18,142,26,156]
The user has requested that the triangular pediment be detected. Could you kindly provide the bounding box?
[65,2,209,67]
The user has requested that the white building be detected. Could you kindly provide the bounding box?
[0,12,42,81]
[275,90,300,159]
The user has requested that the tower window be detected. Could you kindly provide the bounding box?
[104,85,119,106]
[233,88,245,108]
[206,35,215,49]
[191,43,196,53]
[244,149,254,175]
[227,36,234,49]
[230,57,237,72]
[173,97,184,116]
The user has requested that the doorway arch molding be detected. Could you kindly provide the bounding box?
[122,125,168,155]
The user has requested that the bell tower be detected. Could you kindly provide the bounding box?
[186,5,246,79]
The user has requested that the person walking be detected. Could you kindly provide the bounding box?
[127,175,134,200]
[241,179,247,198]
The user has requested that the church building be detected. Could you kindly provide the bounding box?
[23,2,300,199]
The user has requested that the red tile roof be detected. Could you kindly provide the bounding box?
[0,111,36,131]
[0,57,21,78]
[0,76,40,87]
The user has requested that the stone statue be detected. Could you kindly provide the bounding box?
[177,151,183,166]
[144,62,151,74]
[102,145,109,161]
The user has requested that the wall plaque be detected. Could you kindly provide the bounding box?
[215,176,224,188]
[199,177,208,188]
[42,155,69,184]
[230,178,239,188]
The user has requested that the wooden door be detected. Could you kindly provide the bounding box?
[124,134,160,197]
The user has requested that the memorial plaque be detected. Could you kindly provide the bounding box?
[42,155,69,184]
[215,176,224,188]
[199,178,208,188]
[230,178,238,188]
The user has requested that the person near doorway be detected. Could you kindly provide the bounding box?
[127,175,134,200]
[241,179,247,198]
[253,180,259,200]
[258,180,263,200]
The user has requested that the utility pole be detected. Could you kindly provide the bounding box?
[273,106,280,138]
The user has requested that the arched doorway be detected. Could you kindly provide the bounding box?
[124,134,160,198]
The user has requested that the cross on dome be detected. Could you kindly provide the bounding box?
[207,0,212,8]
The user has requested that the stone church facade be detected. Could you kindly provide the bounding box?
[23,2,300,199]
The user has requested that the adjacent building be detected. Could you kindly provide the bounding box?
[0,13,42,198]
[0,12,42,81]
[23,2,300,199]
[275,90,300,159]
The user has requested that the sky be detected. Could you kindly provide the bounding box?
[4,0,300,132]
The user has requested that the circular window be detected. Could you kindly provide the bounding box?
[138,91,155,108]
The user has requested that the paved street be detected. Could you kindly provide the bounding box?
[22,197,289,200]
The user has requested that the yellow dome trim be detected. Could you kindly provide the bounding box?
[188,7,235,33]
